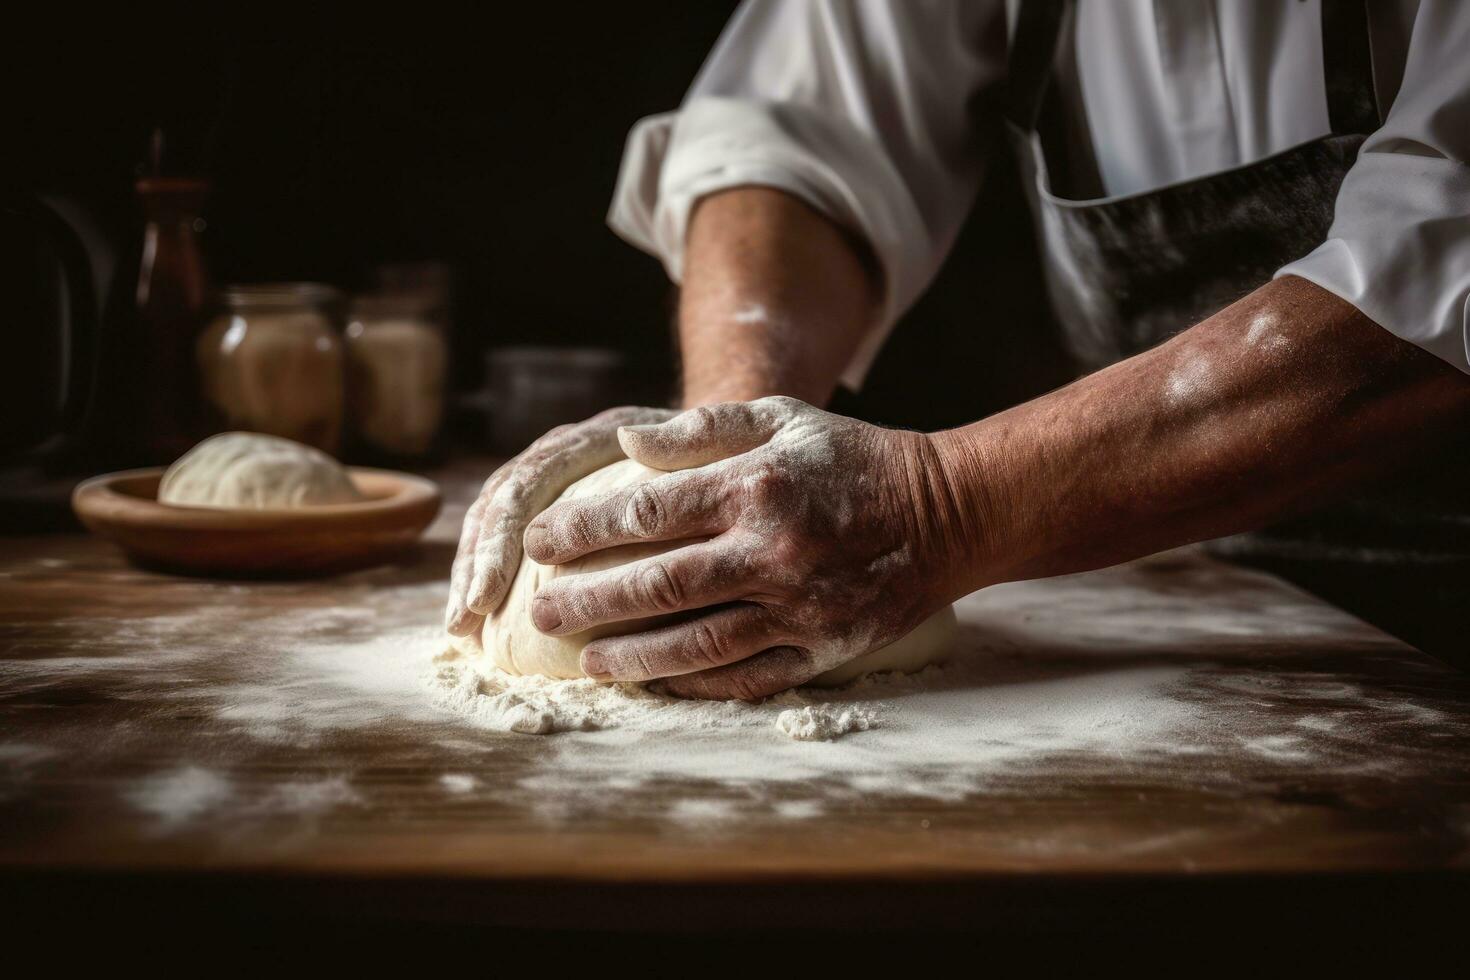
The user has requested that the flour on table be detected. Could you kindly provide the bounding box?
[774,704,877,741]
[7,549,1466,837]
[439,773,479,794]
[127,766,233,826]
[425,646,885,741]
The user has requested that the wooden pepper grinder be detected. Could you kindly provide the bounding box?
[129,129,214,463]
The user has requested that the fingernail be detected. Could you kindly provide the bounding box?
[523,524,549,560]
[531,596,562,633]
[447,607,477,636]
[617,425,655,451]
[582,649,609,679]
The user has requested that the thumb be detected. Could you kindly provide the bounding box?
[618,397,797,470]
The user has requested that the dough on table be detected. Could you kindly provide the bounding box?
[158,431,363,509]
[450,458,956,688]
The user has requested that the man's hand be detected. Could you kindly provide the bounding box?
[447,187,877,658]
[521,396,975,700]
[444,406,675,637]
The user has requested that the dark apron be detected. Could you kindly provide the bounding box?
[1004,0,1470,583]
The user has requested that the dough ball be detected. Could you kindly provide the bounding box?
[158,432,364,510]
[453,458,955,688]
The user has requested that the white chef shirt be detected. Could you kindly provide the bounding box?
[608,0,1470,388]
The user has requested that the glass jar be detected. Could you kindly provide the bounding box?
[197,283,346,453]
[344,293,448,460]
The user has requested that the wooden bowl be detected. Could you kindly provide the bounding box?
[71,467,441,578]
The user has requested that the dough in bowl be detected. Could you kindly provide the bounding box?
[450,458,956,688]
[158,432,363,509]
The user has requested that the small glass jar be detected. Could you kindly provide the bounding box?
[344,293,448,460]
[197,283,346,453]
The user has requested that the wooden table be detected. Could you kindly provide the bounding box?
[2,458,1468,949]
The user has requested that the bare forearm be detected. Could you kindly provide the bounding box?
[677,187,878,407]
[930,276,1470,595]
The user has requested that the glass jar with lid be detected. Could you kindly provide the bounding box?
[196,283,346,453]
[344,292,448,461]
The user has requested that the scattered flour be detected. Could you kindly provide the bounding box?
[773,799,825,820]
[440,773,478,794]
[731,303,772,325]
[1244,311,1293,354]
[1163,355,1215,405]
[257,777,362,814]
[5,550,1464,835]
[1245,312,1273,345]
[124,770,359,828]
[668,798,741,824]
[775,705,877,741]
[428,656,640,735]
[426,649,881,742]
[127,767,233,825]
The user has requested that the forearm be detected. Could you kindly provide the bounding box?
[677,187,879,407]
[930,276,1470,595]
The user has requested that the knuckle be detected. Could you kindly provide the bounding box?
[741,463,788,505]
[630,649,660,680]
[758,394,801,415]
[688,621,729,668]
[686,405,719,440]
[622,485,664,537]
[478,465,509,494]
[734,547,763,581]
[524,427,567,456]
[490,476,530,515]
[635,562,684,612]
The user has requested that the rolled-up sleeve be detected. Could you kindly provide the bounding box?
[1276,0,1470,374]
[608,0,1007,388]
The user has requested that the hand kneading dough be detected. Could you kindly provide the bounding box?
[455,458,956,689]
[158,432,363,509]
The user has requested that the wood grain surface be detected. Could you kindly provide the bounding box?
[3,457,1469,938]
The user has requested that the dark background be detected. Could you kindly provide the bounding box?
[10,5,1072,431]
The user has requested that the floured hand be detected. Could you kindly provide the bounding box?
[444,406,675,637]
[522,396,970,699]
